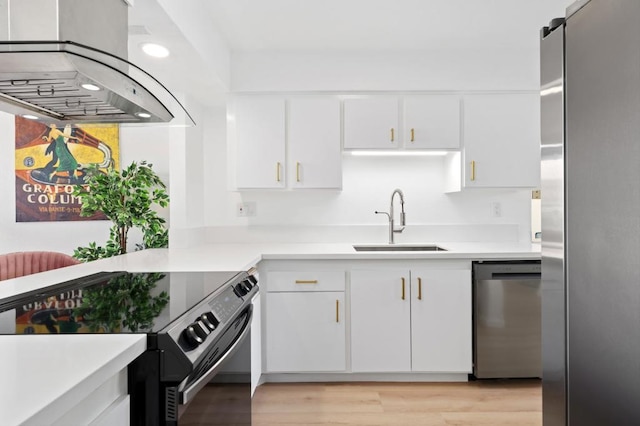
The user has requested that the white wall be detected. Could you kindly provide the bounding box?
[231,47,540,92]
[0,44,544,254]
[199,47,539,243]
[204,107,531,243]
[168,97,209,248]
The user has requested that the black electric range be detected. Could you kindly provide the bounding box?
[0,271,256,336]
[0,270,259,425]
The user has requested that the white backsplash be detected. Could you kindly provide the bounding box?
[199,224,521,245]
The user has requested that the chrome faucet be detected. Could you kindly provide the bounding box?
[375,188,406,244]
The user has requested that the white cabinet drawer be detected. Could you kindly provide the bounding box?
[267,270,345,292]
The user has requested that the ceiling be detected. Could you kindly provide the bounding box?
[202,0,571,51]
[126,0,572,107]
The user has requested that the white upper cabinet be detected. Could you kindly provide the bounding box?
[403,96,461,149]
[460,94,541,188]
[234,97,286,189]
[344,96,461,150]
[232,92,539,191]
[231,96,341,190]
[344,97,400,149]
[289,97,342,189]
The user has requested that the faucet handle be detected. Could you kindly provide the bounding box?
[375,210,390,219]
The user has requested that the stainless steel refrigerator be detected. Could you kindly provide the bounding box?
[541,1,640,425]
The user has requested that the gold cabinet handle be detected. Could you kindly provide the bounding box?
[410,128,415,142]
[418,277,422,300]
[296,162,300,182]
[390,128,395,142]
[276,162,281,182]
[401,277,406,300]
[470,160,476,181]
[295,280,318,284]
[336,299,339,323]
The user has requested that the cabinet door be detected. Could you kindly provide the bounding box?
[350,269,411,372]
[463,94,541,187]
[410,268,472,372]
[344,98,399,149]
[266,292,345,372]
[404,96,461,149]
[234,98,286,189]
[289,98,342,188]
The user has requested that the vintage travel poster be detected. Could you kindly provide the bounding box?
[14,117,120,222]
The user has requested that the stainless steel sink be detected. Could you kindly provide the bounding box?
[353,244,448,252]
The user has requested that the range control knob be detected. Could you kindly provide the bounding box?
[234,283,248,297]
[241,279,253,292]
[195,321,210,337]
[200,312,218,331]
[182,324,205,348]
[247,275,258,285]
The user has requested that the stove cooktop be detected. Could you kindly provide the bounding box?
[0,271,244,335]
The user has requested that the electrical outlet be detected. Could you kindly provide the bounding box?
[491,202,502,218]
[237,202,256,217]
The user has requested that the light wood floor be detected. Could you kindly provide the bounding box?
[252,380,542,426]
[180,379,542,426]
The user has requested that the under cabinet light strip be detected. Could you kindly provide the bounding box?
[345,150,449,157]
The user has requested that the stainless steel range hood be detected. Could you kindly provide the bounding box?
[0,0,193,125]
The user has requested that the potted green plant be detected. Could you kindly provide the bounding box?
[72,160,169,262]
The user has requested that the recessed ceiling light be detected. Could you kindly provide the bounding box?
[22,114,38,120]
[81,83,101,91]
[141,43,170,58]
[136,112,152,118]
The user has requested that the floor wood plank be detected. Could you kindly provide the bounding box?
[251,380,542,425]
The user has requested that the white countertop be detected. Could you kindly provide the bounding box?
[0,240,540,425]
[1,241,540,301]
[0,334,146,426]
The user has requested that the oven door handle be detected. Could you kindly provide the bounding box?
[179,304,253,404]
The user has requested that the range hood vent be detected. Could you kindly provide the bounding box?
[0,0,194,125]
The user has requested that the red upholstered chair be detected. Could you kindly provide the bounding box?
[0,251,81,281]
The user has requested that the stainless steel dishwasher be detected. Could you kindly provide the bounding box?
[473,261,542,379]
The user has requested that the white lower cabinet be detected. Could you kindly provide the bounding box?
[264,267,346,373]
[351,265,471,373]
[351,269,411,372]
[262,260,471,377]
[267,292,346,372]
[410,268,472,372]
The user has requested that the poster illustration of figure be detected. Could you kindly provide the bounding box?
[14,117,120,222]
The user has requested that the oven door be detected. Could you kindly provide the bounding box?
[177,305,253,425]
[129,304,254,426]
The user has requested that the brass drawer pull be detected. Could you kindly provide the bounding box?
[295,280,318,284]
[470,160,476,181]
[401,277,406,300]
[410,128,415,142]
[336,300,339,323]
[276,162,281,182]
[296,162,301,182]
[418,277,422,300]
[390,128,395,142]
